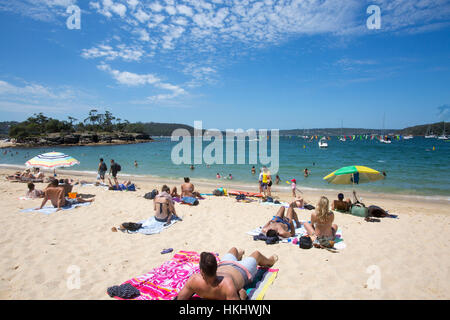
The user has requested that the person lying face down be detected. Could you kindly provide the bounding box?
[176,248,278,300]
[260,206,301,239]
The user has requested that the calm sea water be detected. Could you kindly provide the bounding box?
[1,136,449,198]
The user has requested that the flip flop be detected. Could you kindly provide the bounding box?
[161,248,173,254]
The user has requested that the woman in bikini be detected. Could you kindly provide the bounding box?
[154,185,180,225]
[303,196,338,248]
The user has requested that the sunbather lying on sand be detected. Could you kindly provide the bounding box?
[154,185,181,225]
[261,206,301,238]
[176,247,278,300]
[107,178,135,191]
[35,179,94,211]
[303,196,338,248]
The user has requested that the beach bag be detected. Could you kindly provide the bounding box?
[144,189,158,200]
[121,222,142,232]
[350,203,368,217]
[182,197,199,206]
[266,197,273,203]
[127,184,136,191]
[236,194,246,200]
[213,189,224,196]
[304,204,315,210]
[299,236,313,249]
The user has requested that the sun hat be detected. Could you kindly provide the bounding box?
[291,179,296,183]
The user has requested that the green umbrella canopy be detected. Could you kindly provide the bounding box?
[323,165,385,185]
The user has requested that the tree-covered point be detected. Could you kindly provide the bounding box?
[7,110,195,139]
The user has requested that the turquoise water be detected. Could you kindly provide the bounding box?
[1,136,449,198]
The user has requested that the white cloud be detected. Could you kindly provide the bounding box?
[134,8,150,22]
[81,44,145,61]
[97,64,186,102]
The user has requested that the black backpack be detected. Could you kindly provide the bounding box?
[116,164,121,172]
[299,236,313,249]
[144,189,158,200]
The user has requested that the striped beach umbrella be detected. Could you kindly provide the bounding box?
[323,165,385,185]
[25,151,79,170]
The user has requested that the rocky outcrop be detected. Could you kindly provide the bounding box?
[13,132,153,147]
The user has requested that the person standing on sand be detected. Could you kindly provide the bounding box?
[109,159,120,185]
[291,179,297,197]
[98,158,107,183]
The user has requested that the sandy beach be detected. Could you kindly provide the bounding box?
[0,166,449,300]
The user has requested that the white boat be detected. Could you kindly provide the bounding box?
[403,135,413,140]
[339,137,346,142]
[380,114,391,144]
[437,122,447,140]
[380,137,392,144]
[318,138,328,148]
[425,125,437,138]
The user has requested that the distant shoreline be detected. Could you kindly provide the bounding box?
[0,139,154,149]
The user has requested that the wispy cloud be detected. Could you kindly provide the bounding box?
[437,104,450,121]
[97,63,186,103]
[0,79,93,114]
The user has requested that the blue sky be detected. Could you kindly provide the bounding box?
[0,0,449,130]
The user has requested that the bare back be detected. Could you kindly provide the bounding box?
[311,211,335,238]
[178,272,240,300]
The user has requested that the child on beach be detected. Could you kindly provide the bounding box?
[291,179,297,197]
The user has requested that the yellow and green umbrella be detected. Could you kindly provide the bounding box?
[323,165,385,185]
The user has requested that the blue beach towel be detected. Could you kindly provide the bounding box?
[20,202,91,215]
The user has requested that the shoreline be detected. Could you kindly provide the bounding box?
[2,163,449,205]
[0,140,154,149]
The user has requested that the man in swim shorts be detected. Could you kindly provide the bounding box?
[176,248,278,300]
[261,206,301,238]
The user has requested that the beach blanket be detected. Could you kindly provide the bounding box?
[121,216,181,235]
[247,221,346,250]
[109,251,277,300]
[245,267,279,300]
[20,202,91,215]
[110,251,213,300]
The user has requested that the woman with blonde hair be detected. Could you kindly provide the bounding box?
[303,196,338,248]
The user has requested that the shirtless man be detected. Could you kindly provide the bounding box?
[261,205,301,238]
[36,180,94,211]
[180,177,201,198]
[176,248,278,300]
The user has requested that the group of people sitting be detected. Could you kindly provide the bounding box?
[26,177,94,211]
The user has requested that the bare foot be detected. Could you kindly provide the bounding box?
[269,254,279,267]
[111,227,118,232]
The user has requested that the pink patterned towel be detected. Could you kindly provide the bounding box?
[111,250,218,300]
